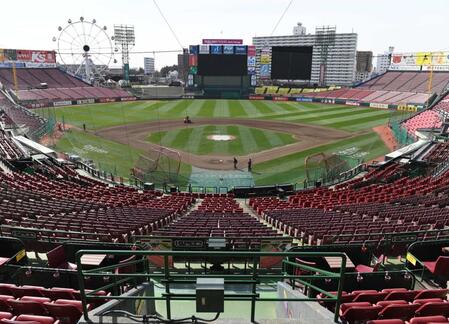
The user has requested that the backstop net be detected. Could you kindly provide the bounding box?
[304,152,362,185]
[132,147,183,186]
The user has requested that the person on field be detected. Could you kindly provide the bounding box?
[233,157,238,169]
[248,158,252,172]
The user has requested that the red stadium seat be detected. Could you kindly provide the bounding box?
[409,316,449,324]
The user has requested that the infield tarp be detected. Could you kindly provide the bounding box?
[189,166,255,189]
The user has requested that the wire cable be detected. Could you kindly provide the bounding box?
[153,0,184,50]
[270,0,294,36]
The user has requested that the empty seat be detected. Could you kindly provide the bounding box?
[2,314,56,324]
[340,305,382,323]
[44,302,82,324]
[367,320,404,324]
[423,257,449,277]
[414,289,448,300]
[377,303,420,320]
[409,316,449,324]
[8,299,49,316]
[415,302,449,317]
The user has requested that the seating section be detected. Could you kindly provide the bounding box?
[152,195,282,247]
[0,131,24,160]
[359,71,449,94]
[0,69,87,90]
[0,282,108,324]
[318,288,449,323]
[0,93,46,135]
[400,93,449,136]
[301,88,431,105]
[0,162,195,242]
[16,87,132,104]
[249,163,449,245]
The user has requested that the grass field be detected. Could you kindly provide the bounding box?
[147,125,296,156]
[39,99,407,132]
[41,99,403,186]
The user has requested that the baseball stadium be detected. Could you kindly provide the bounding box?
[0,1,449,323]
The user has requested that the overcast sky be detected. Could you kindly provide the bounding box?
[1,0,448,69]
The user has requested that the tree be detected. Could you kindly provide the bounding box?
[160,65,178,77]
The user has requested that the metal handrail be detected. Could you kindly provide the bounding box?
[75,249,347,323]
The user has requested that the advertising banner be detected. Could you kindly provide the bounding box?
[247,45,256,56]
[249,95,265,100]
[188,54,198,66]
[25,62,57,68]
[247,56,256,66]
[99,98,116,103]
[189,45,199,55]
[210,45,222,54]
[390,51,449,71]
[0,49,4,62]
[120,97,137,102]
[260,54,271,64]
[250,74,257,86]
[259,64,270,79]
[3,49,17,61]
[345,101,360,106]
[199,45,209,54]
[53,100,73,107]
[0,62,26,68]
[247,66,256,74]
[223,45,234,55]
[202,39,243,45]
[76,99,95,105]
[234,45,247,55]
[273,96,288,101]
[369,102,389,109]
[295,97,313,102]
[189,66,198,74]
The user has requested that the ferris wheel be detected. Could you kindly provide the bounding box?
[52,17,117,82]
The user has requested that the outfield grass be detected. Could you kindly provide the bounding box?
[38,99,406,132]
[147,125,296,155]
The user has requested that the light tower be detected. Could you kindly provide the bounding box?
[113,25,135,83]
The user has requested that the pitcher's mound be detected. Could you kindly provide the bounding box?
[207,134,236,141]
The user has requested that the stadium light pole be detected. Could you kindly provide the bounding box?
[114,25,135,83]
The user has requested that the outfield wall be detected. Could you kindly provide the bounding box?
[247,94,424,112]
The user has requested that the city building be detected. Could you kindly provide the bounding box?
[355,51,373,82]
[143,57,155,75]
[375,46,394,74]
[252,24,358,86]
[177,48,189,83]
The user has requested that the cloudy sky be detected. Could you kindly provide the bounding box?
[0,0,448,69]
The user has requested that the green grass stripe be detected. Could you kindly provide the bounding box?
[227,125,245,154]
[239,100,261,117]
[210,125,230,154]
[291,107,374,123]
[260,105,353,120]
[185,126,205,153]
[237,125,259,154]
[183,99,205,117]
[276,102,302,112]
[213,100,231,118]
[165,99,194,115]
[196,100,216,118]
[324,111,393,129]
[250,101,276,115]
[171,127,194,149]
[160,127,182,147]
[228,100,248,117]
[154,100,181,113]
[197,125,216,154]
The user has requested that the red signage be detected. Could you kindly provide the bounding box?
[202,39,243,45]
[249,95,265,100]
[273,97,288,101]
[247,45,256,56]
[14,49,56,63]
[188,54,198,66]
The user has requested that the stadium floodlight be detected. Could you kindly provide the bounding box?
[114,24,135,82]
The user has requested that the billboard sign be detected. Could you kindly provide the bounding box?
[210,45,222,54]
[247,45,256,57]
[189,45,199,55]
[0,48,56,64]
[202,39,243,45]
[199,45,209,54]
[390,51,449,71]
[188,54,198,66]
[259,64,270,79]
[234,45,247,55]
[247,56,256,66]
[260,54,271,64]
[223,45,234,55]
